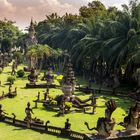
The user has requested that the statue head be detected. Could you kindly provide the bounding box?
[27,102,30,108]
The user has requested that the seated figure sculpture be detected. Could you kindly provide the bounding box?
[85,100,117,137]
[24,102,34,122]
[119,103,140,135]
[28,68,38,84]
[44,70,54,85]
[8,85,17,98]
[64,119,71,130]
[24,102,44,125]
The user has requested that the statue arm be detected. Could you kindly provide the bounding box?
[2,110,8,115]
[84,122,96,131]
[105,100,117,120]
[31,109,34,114]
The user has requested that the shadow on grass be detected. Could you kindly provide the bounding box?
[56,136,71,140]
[16,77,28,80]
[97,105,105,108]
[40,107,59,113]
[74,92,86,96]
[84,111,96,115]
[3,72,11,74]
[20,87,28,89]
[4,82,10,86]
[0,85,6,87]
[12,127,27,131]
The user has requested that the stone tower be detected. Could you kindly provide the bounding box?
[25,19,37,50]
[61,58,76,96]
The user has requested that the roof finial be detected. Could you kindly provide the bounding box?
[30,17,34,26]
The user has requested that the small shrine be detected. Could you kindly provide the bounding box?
[61,58,76,97]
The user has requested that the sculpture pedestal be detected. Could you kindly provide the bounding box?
[62,84,73,97]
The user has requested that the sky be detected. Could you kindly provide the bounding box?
[0,0,129,30]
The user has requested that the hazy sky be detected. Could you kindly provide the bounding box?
[0,0,129,30]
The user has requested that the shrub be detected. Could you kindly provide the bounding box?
[56,75,63,85]
[56,75,63,80]
[65,102,73,110]
[50,100,57,105]
[48,94,54,100]
[17,69,25,77]
[7,76,16,84]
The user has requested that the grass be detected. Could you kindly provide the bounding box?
[0,63,134,140]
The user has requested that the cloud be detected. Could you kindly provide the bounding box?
[59,0,92,7]
[0,0,16,14]
[0,0,79,29]
[0,0,130,30]
[100,0,129,9]
[33,0,78,16]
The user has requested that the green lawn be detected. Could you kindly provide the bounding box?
[0,64,134,140]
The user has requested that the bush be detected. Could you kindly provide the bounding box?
[50,100,57,105]
[56,75,63,80]
[7,76,16,84]
[48,94,54,100]
[56,75,63,85]
[17,69,25,77]
[65,102,73,110]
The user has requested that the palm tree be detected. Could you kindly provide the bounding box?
[26,44,56,70]
[71,12,140,85]
[70,18,105,80]
[29,1,140,87]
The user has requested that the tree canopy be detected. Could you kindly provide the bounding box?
[18,0,140,85]
[0,19,21,53]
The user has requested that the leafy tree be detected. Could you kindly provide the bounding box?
[13,51,23,64]
[24,0,140,86]
[0,19,21,51]
[79,1,106,18]
[1,38,12,53]
[26,44,57,69]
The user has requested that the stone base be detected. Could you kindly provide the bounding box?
[26,83,56,88]
[86,130,140,140]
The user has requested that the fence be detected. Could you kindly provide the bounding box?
[76,86,128,97]
[26,83,60,89]
[1,116,90,140]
